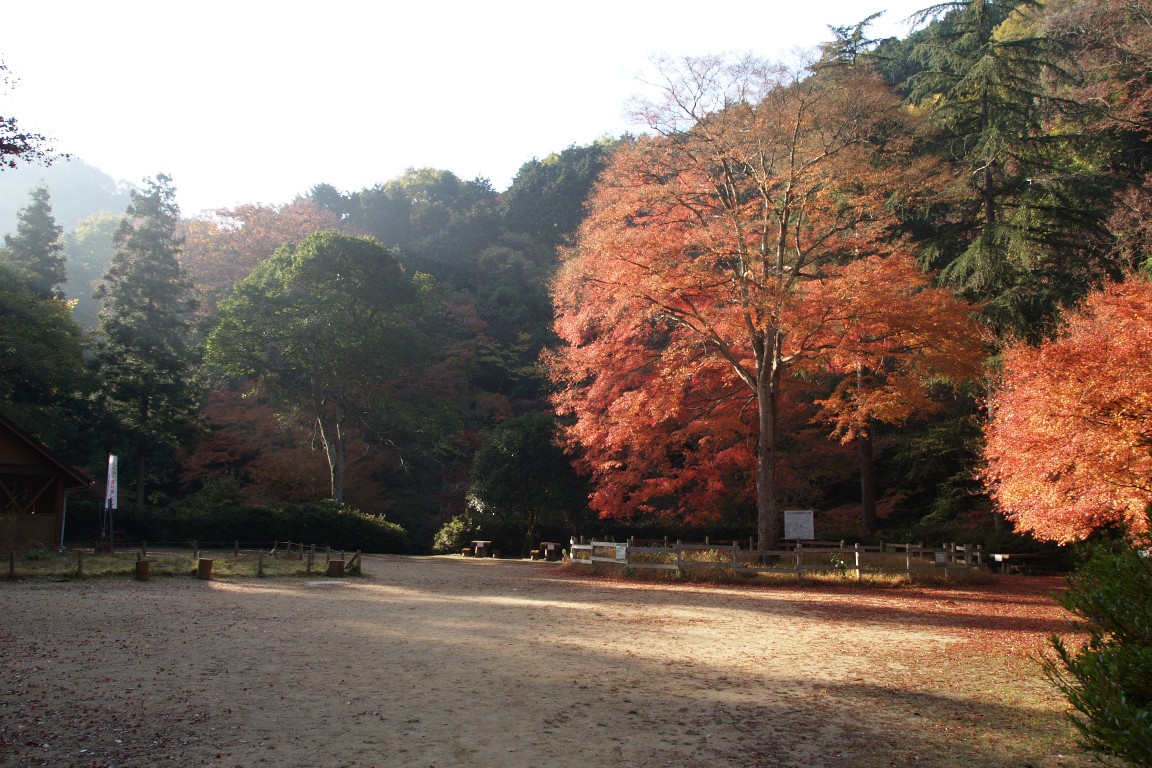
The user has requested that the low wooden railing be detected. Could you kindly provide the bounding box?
[567,537,986,579]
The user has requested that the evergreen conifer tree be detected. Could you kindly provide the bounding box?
[92,175,200,504]
[907,0,1109,338]
[1,184,65,298]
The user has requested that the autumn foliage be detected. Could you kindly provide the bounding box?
[984,277,1152,542]
[548,58,984,540]
[180,200,346,314]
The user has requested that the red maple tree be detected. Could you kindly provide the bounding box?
[548,57,983,546]
[983,276,1152,542]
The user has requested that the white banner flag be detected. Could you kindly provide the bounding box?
[104,454,118,510]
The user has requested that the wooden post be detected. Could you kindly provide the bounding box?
[854,542,862,581]
[8,551,15,578]
[196,558,213,580]
[906,547,912,576]
[142,540,148,558]
[306,546,314,574]
[234,540,240,559]
[135,556,150,581]
[192,540,199,560]
[77,550,84,577]
[326,545,331,564]
[257,550,265,576]
[795,540,803,580]
[976,544,983,567]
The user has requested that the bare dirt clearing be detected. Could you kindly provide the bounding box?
[1,556,1091,767]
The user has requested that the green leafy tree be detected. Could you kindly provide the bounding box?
[0,259,90,455]
[206,231,429,502]
[502,141,617,250]
[467,413,588,555]
[91,175,201,504]
[1,185,65,298]
[62,211,122,330]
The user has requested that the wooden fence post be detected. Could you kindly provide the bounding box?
[9,551,15,578]
[258,550,265,576]
[854,542,862,581]
[234,540,240,559]
[77,550,84,577]
[306,545,315,574]
[795,540,803,580]
[192,540,199,560]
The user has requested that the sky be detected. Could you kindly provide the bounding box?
[2,0,929,216]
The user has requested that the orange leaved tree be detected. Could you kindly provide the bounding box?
[180,199,346,316]
[984,276,1152,542]
[548,57,983,547]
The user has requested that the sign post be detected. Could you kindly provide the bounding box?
[784,509,815,541]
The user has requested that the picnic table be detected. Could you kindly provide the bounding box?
[471,540,492,558]
[540,542,562,561]
[989,552,1048,574]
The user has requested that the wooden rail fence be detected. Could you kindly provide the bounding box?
[567,537,986,579]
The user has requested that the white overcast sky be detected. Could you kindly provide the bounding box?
[2,1,929,216]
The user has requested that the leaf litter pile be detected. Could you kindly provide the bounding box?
[0,559,1093,768]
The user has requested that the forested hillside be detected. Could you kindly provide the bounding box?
[3,0,1150,554]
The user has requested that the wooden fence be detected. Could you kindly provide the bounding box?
[567,537,986,579]
[4,541,362,580]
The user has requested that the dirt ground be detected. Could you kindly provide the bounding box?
[0,556,1094,768]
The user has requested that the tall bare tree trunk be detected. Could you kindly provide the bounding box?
[317,403,346,503]
[755,332,784,552]
[859,433,878,533]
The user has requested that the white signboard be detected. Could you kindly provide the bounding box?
[615,545,628,561]
[784,509,815,541]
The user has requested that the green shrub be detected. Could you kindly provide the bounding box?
[433,513,477,554]
[77,489,408,554]
[1043,537,1152,767]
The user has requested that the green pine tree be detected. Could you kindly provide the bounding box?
[906,0,1110,338]
[1,184,66,298]
[92,174,201,504]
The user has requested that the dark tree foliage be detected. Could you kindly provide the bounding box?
[206,231,430,503]
[0,259,92,458]
[501,141,618,250]
[904,0,1113,339]
[466,412,589,555]
[92,175,201,504]
[1,184,65,297]
[1043,533,1152,767]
